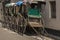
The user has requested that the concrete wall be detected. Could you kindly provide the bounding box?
[44,0,60,30]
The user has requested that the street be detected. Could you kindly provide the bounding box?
[0,25,37,40]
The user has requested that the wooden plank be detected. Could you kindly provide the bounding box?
[28,22,43,27]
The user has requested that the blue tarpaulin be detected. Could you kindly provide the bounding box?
[16,1,23,6]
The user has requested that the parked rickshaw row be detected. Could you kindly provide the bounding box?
[2,1,47,35]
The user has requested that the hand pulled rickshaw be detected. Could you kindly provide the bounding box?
[4,3,19,31]
[15,1,47,35]
[2,3,14,28]
[21,1,48,36]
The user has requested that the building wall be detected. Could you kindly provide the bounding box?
[44,0,60,30]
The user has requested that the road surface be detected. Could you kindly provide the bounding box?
[0,26,37,40]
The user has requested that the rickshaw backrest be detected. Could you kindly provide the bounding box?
[28,8,41,18]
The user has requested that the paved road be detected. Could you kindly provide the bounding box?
[0,26,56,40]
[0,27,37,40]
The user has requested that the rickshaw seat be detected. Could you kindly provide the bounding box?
[28,8,41,18]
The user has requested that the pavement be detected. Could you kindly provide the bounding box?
[0,28,38,40]
[0,22,38,40]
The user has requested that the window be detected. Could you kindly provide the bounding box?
[50,1,56,18]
